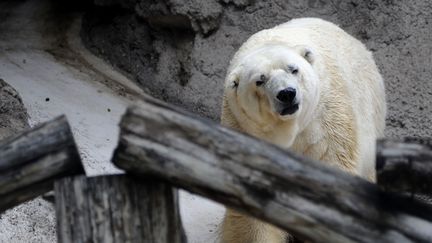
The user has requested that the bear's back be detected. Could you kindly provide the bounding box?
[282,18,386,179]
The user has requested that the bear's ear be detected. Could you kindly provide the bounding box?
[294,45,315,64]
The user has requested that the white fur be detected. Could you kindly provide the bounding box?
[220,18,386,243]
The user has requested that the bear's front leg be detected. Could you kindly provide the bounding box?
[221,209,287,243]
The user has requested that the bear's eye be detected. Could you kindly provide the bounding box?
[256,80,264,86]
[256,74,266,87]
[288,65,299,75]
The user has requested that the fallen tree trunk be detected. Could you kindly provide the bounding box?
[0,116,84,212]
[377,138,432,196]
[113,98,432,243]
[55,175,186,243]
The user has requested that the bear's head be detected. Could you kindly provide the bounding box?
[224,44,321,146]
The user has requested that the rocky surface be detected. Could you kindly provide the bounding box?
[0,78,29,138]
[81,0,432,138]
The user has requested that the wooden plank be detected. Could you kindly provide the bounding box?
[55,175,186,243]
[113,98,432,243]
[0,116,84,212]
[377,138,432,196]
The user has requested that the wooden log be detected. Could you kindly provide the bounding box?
[377,138,432,196]
[0,116,84,212]
[113,98,432,243]
[55,175,186,243]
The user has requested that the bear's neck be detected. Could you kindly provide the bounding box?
[241,118,300,149]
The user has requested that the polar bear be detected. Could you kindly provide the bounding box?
[220,18,386,243]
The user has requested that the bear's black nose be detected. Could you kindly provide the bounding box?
[276,88,296,103]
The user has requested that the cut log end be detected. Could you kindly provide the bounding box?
[377,138,432,197]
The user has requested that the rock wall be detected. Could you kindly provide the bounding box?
[81,0,432,138]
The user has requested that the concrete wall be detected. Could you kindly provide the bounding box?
[81,0,432,138]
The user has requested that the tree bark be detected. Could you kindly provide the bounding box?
[0,115,84,212]
[113,98,432,243]
[55,175,186,243]
[377,138,432,196]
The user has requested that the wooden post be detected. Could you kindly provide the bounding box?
[0,116,84,212]
[113,99,432,243]
[377,138,432,196]
[55,175,186,243]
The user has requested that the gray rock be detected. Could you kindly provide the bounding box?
[136,0,223,35]
[0,78,29,139]
[81,0,432,138]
